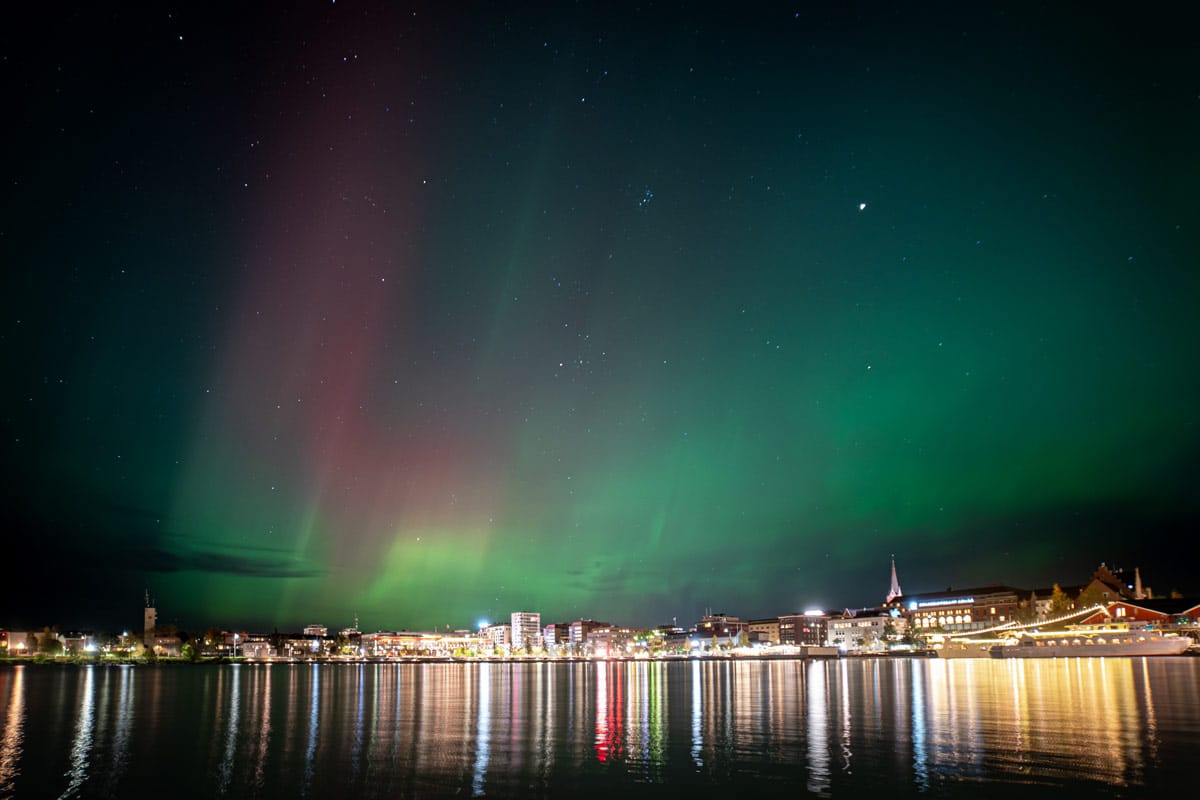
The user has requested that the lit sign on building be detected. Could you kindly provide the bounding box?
[916,597,974,609]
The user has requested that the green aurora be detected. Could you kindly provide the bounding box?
[1,4,1197,632]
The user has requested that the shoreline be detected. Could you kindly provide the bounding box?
[1,650,923,667]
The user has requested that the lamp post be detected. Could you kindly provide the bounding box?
[233,633,239,658]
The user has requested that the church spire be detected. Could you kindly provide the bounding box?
[886,556,903,603]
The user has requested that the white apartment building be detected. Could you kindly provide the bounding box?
[827,615,905,650]
[483,623,511,650]
[510,612,542,651]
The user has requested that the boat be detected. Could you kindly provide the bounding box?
[988,623,1190,658]
[932,637,1002,658]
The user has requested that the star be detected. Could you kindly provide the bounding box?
[859,203,867,211]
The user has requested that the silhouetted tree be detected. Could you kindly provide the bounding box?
[1048,584,1073,616]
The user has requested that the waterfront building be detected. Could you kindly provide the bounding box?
[361,630,466,657]
[1078,598,1200,628]
[303,624,328,637]
[569,619,611,644]
[240,640,274,659]
[149,634,182,657]
[748,617,780,645]
[827,613,896,650]
[441,629,481,654]
[904,585,1025,632]
[62,632,96,654]
[655,626,690,652]
[779,612,828,646]
[510,612,542,652]
[483,623,511,651]
[693,613,749,640]
[586,626,634,657]
[543,622,569,651]
[3,631,42,655]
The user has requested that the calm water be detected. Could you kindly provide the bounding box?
[1,657,1198,798]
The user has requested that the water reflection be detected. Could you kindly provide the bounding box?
[251,665,272,793]
[690,660,702,768]
[594,661,610,762]
[806,660,831,797]
[472,664,490,797]
[59,666,94,799]
[0,657,1195,798]
[911,659,928,792]
[303,665,319,797]
[0,667,24,799]
[105,666,134,796]
[217,665,240,794]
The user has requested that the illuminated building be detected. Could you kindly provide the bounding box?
[1079,598,1200,627]
[827,613,896,650]
[748,617,781,645]
[569,619,611,644]
[779,612,828,646]
[483,623,511,650]
[510,611,542,651]
[905,585,1024,632]
[543,622,569,651]
[693,613,748,638]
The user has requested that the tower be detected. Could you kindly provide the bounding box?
[1134,567,1144,600]
[143,589,157,648]
[886,556,903,604]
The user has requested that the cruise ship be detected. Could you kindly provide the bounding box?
[988,624,1190,658]
[932,637,1001,658]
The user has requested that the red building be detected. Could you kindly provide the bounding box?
[1080,599,1200,628]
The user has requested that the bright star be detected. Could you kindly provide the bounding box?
[859,203,867,211]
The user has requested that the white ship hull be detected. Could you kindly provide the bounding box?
[934,640,997,658]
[990,634,1190,658]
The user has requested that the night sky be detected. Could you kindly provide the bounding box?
[2,3,1197,634]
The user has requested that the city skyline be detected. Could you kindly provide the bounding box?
[2,4,1197,633]
[3,557,1173,637]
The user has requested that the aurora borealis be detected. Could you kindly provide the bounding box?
[2,4,1197,633]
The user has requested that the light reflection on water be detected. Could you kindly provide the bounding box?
[58,665,94,799]
[0,657,1197,798]
[0,667,25,799]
